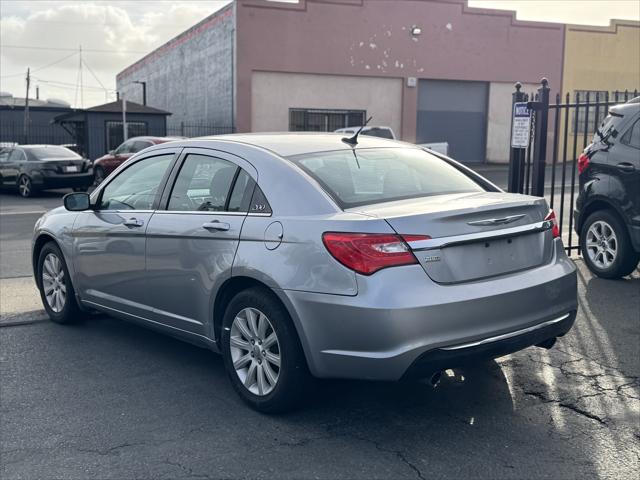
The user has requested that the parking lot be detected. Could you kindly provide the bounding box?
[1,187,639,479]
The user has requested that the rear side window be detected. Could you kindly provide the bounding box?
[8,149,26,162]
[132,141,152,153]
[168,154,238,212]
[621,118,640,149]
[362,128,394,139]
[288,147,483,209]
[29,146,81,160]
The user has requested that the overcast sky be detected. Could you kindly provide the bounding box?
[1,0,638,108]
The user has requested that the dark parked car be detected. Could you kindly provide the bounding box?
[575,97,640,278]
[93,136,182,185]
[0,145,94,198]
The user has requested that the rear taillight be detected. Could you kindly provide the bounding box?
[577,153,590,174]
[545,210,560,238]
[322,232,430,275]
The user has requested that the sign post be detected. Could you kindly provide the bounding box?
[508,82,529,193]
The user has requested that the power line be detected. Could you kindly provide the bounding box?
[0,51,78,78]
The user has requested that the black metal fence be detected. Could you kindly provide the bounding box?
[508,79,638,254]
[0,123,74,148]
[0,121,235,154]
[166,122,235,138]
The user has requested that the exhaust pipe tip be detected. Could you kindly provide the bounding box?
[536,337,557,350]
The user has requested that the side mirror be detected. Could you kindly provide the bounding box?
[63,192,91,211]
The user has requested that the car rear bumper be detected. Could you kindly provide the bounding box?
[32,171,94,189]
[283,239,577,381]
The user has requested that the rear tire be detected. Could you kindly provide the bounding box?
[580,210,639,279]
[221,287,311,413]
[17,174,35,198]
[36,242,81,324]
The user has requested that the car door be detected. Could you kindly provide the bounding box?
[3,148,25,185]
[613,115,640,221]
[72,149,179,318]
[144,148,258,336]
[0,148,11,185]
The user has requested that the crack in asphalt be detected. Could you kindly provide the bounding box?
[162,458,215,480]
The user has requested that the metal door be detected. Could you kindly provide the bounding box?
[417,80,488,162]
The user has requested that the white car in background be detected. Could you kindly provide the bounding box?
[334,126,449,155]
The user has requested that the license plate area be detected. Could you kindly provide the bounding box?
[65,165,79,173]
[417,232,549,284]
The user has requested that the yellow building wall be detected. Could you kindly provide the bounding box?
[559,21,640,160]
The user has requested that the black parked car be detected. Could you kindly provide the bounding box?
[0,145,94,198]
[575,97,640,278]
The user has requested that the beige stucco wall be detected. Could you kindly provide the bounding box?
[251,71,403,135]
[486,82,539,163]
[560,21,640,155]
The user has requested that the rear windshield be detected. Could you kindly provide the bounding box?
[28,146,81,160]
[593,112,623,144]
[362,128,394,139]
[288,147,484,208]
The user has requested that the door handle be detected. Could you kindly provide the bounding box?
[123,217,144,227]
[616,162,636,172]
[202,221,230,232]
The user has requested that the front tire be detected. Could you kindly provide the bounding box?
[580,210,639,279]
[36,242,81,323]
[17,174,35,198]
[221,287,311,413]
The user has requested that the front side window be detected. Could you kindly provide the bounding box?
[98,154,173,210]
[168,154,240,212]
[289,147,484,208]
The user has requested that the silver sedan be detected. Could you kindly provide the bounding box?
[32,133,577,412]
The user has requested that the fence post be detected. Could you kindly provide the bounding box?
[508,82,527,193]
[530,78,550,197]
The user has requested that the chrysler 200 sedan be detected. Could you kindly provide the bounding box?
[32,133,577,412]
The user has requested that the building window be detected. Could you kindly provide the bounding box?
[105,121,148,151]
[572,90,608,134]
[289,109,366,132]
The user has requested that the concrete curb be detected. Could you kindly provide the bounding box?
[0,310,48,327]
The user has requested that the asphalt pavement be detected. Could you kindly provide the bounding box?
[1,174,639,479]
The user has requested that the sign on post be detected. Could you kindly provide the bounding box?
[511,102,531,148]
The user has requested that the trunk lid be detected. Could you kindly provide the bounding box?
[349,192,554,283]
[39,158,88,174]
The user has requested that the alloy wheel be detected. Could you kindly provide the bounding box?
[585,220,618,269]
[18,176,31,197]
[229,307,281,396]
[42,253,66,313]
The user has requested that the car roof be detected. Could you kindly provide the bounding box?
[190,132,412,157]
[15,144,75,150]
[127,136,183,143]
[610,99,640,117]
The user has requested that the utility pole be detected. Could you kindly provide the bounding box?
[79,45,84,108]
[23,68,30,144]
[121,92,128,142]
